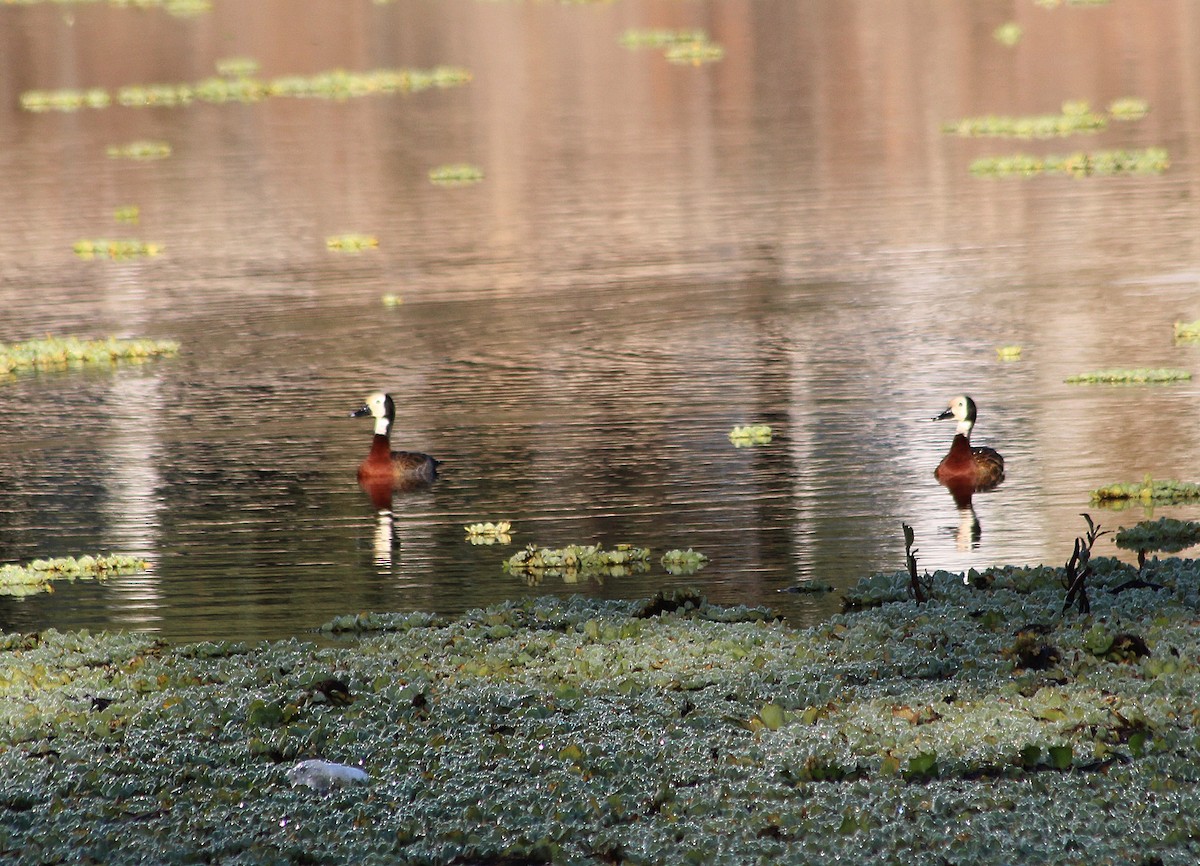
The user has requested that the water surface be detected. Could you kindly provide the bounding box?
[2,0,1200,641]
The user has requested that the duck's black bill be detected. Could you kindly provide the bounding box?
[351,406,371,418]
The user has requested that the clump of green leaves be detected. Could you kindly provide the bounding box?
[1114,517,1200,554]
[970,147,1170,178]
[943,101,1106,138]
[1174,320,1200,343]
[113,205,140,224]
[660,548,708,575]
[465,521,513,545]
[73,239,162,259]
[0,554,149,596]
[993,22,1022,46]
[1066,368,1190,385]
[503,543,650,582]
[325,234,378,252]
[1108,97,1149,121]
[1092,476,1200,506]
[0,336,179,375]
[105,140,171,160]
[620,28,724,65]
[428,164,484,186]
[729,424,772,447]
[23,64,472,113]
[996,345,1022,361]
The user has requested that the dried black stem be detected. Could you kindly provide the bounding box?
[1062,513,1110,615]
[903,523,929,602]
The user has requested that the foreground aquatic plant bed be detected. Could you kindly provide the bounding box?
[7,560,1200,864]
[0,336,179,375]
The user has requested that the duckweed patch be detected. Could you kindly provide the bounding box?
[73,238,162,259]
[1109,97,1150,121]
[0,554,148,597]
[621,28,725,66]
[970,147,1170,178]
[22,64,471,112]
[381,293,403,307]
[665,39,725,66]
[325,233,378,252]
[943,101,1106,138]
[1115,518,1200,554]
[1092,476,1200,507]
[428,163,484,186]
[9,560,1200,863]
[503,543,650,583]
[729,423,772,446]
[1066,367,1190,385]
[465,521,513,545]
[105,140,171,160]
[0,336,179,375]
[996,345,1022,361]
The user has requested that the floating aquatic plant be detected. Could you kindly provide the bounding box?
[381,294,403,307]
[23,65,472,113]
[1091,475,1200,506]
[619,28,710,49]
[1108,97,1149,121]
[503,543,650,582]
[465,521,513,545]
[995,345,1022,361]
[428,163,484,186]
[0,336,179,375]
[664,39,725,66]
[73,238,162,259]
[1035,0,1110,6]
[1065,367,1190,384]
[105,140,171,160]
[660,548,708,575]
[0,554,148,596]
[1173,320,1200,343]
[969,147,1170,178]
[993,22,1022,46]
[729,424,772,447]
[1114,517,1200,554]
[325,234,378,252]
[113,205,140,224]
[214,56,261,79]
[942,101,1106,138]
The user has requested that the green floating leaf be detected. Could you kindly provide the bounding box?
[943,101,1105,138]
[660,548,708,575]
[0,554,149,596]
[326,234,378,252]
[503,543,650,581]
[1065,368,1190,385]
[1047,744,1074,771]
[996,345,1022,360]
[105,140,171,160]
[1108,97,1149,121]
[73,239,162,259]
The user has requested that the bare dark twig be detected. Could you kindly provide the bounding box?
[903,523,930,602]
[1063,513,1110,615]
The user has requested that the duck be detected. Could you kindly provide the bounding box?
[931,395,1004,491]
[350,392,440,485]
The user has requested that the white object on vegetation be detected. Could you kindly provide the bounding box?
[286,760,369,792]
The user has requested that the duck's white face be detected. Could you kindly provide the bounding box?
[352,392,393,436]
[933,395,976,436]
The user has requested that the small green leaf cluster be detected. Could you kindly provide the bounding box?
[105,140,172,160]
[660,548,709,575]
[464,521,513,545]
[503,543,650,581]
[325,234,378,252]
[729,424,772,446]
[428,164,484,186]
[943,101,1107,138]
[73,239,162,259]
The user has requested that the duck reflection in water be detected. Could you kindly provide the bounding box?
[350,391,440,567]
[930,395,1004,550]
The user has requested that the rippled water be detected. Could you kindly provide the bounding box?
[2,0,1200,641]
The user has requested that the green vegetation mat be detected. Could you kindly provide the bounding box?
[1115,518,1200,554]
[0,336,179,375]
[5,559,1200,864]
[1092,477,1200,506]
[1065,367,1190,384]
